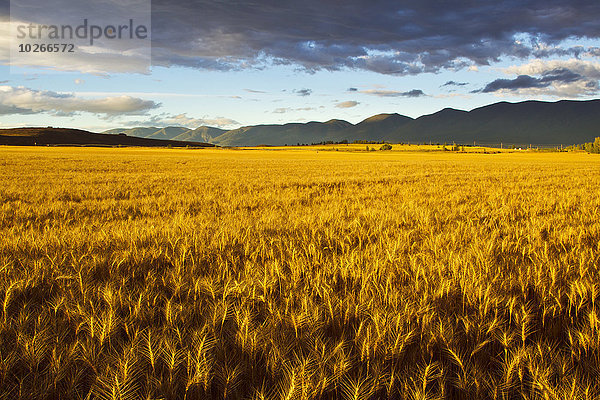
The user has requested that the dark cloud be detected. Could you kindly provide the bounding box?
[347,87,358,92]
[402,89,426,97]
[441,81,468,87]
[538,68,582,83]
[0,104,36,115]
[476,68,584,93]
[3,1,598,75]
[477,75,550,92]
[146,0,600,75]
[294,88,313,96]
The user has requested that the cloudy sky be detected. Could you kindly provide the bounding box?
[1,0,599,131]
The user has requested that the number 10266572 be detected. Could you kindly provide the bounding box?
[18,43,75,53]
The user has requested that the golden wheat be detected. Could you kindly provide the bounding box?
[0,146,599,399]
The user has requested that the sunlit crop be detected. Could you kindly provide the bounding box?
[1,146,599,399]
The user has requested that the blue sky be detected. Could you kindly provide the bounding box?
[1,1,600,131]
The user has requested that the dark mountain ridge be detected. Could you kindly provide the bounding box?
[207,99,600,146]
[5,99,599,147]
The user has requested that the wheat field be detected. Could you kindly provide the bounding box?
[0,146,599,400]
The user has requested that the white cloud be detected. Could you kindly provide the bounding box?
[163,113,238,128]
[124,113,239,129]
[0,86,159,116]
[433,93,473,99]
[504,59,600,79]
[271,106,317,114]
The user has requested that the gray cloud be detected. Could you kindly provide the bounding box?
[294,88,313,96]
[360,89,426,97]
[347,87,358,92]
[146,0,600,75]
[441,81,468,87]
[0,104,35,115]
[335,101,359,108]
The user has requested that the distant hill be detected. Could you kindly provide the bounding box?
[146,127,190,140]
[343,113,414,142]
[102,127,162,137]
[173,126,226,142]
[0,127,214,147]
[101,126,225,143]
[212,119,353,146]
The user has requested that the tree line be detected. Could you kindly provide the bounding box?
[567,137,600,153]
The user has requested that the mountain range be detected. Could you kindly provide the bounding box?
[100,99,600,147]
[2,99,598,148]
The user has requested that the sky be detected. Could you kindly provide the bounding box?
[1,0,600,132]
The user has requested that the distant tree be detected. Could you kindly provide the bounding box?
[583,137,600,153]
[594,137,600,153]
[380,144,392,151]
